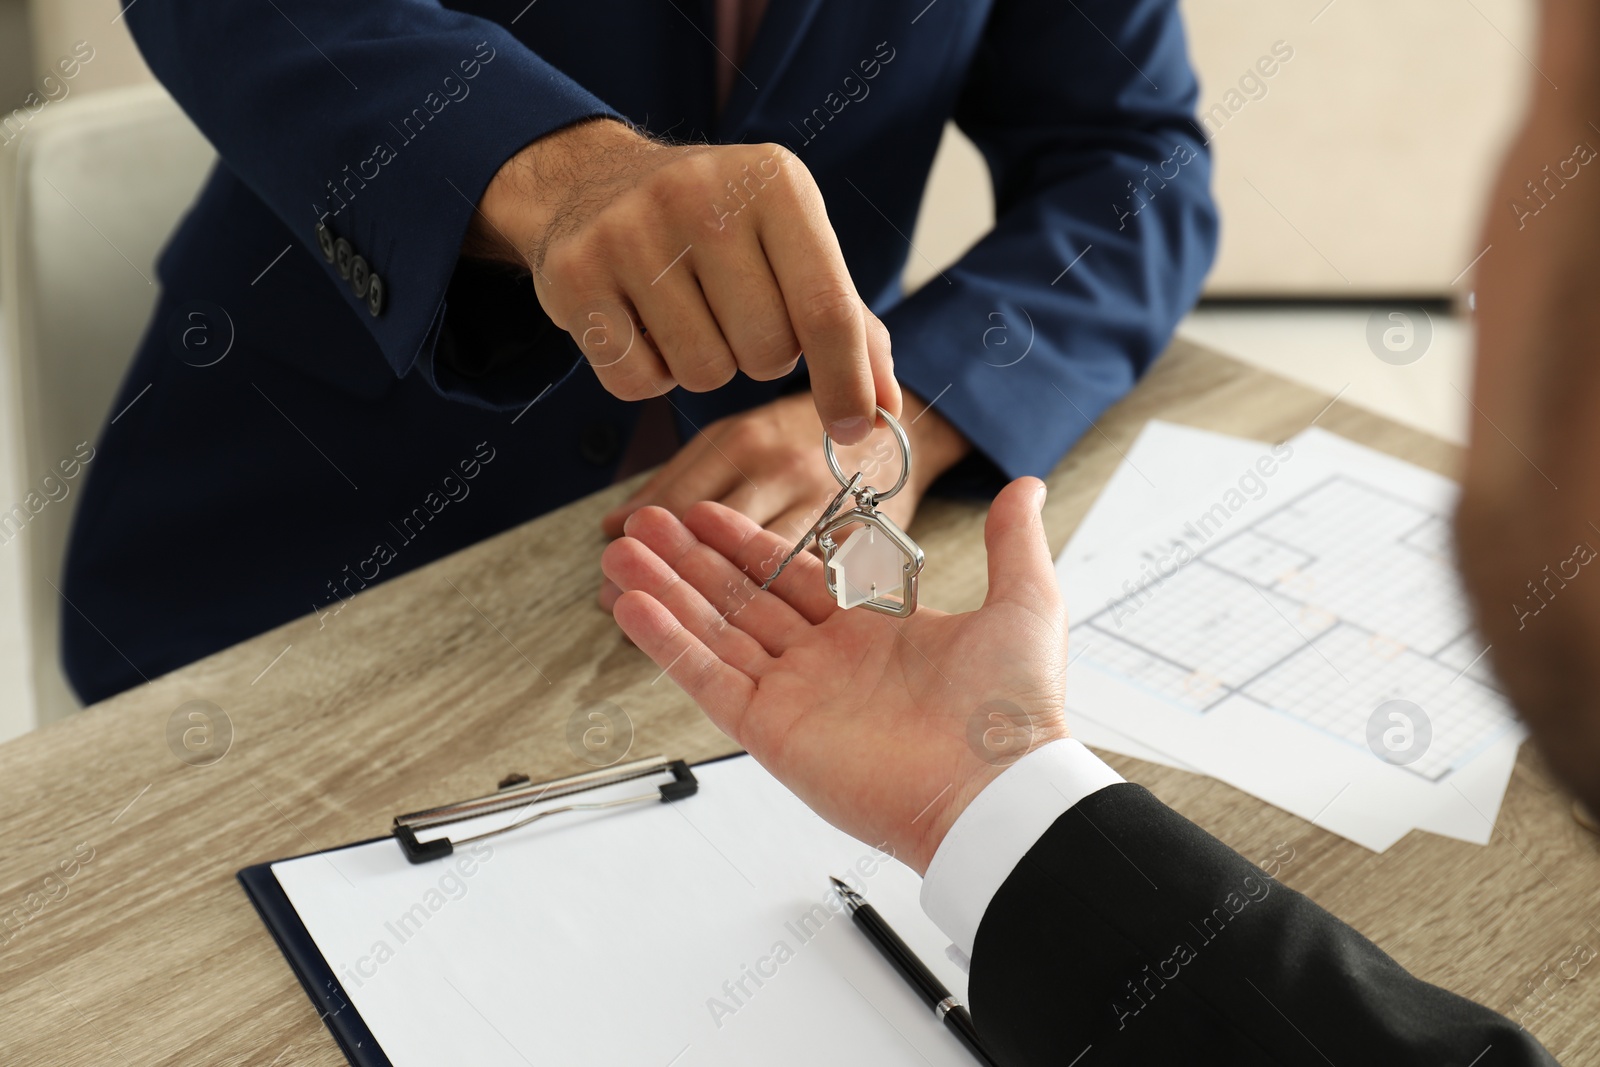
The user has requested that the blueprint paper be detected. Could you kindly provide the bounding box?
[1056,422,1524,852]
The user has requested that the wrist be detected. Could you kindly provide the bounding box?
[901,387,971,494]
[908,763,1010,876]
[467,117,653,270]
[907,716,1073,875]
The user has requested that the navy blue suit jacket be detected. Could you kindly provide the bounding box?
[62,0,1216,703]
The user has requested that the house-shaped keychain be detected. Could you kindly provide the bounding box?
[761,406,926,617]
[820,510,924,617]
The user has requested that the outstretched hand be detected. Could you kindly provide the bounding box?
[601,477,1070,874]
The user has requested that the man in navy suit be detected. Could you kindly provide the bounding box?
[61,0,1216,702]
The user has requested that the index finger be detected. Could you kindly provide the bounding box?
[756,150,897,443]
[682,500,839,625]
[612,590,756,737]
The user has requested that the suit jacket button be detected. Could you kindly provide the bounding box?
[334,237,354,280]
[350,254,371,298]
[315,223,335,262]
[579,422,620,466]
[366,273,385,317]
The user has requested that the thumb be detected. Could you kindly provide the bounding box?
[982,477,1060,616]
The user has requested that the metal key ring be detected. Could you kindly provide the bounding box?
[823,405,911,503]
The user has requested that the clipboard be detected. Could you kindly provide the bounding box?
[237,752,973,1067]
[240,853,392,1065]
[239,755,704,1067]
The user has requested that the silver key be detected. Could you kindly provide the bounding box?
[761,473,862,591]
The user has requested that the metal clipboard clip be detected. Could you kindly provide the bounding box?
[391,755,699,864]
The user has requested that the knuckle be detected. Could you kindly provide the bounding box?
[570,305,636,367]
[776,449,816,483]
[683,146,721,177]
[737,325,801,381]
[592,364,638,400]
[675,350,737,393]
[798,286,861,338]
[542,245,607,302]
[746,143,788,178]
[584,212,636,262]
[863,309,891,346]
[771,154,816,206]
[771,356,802,381]
[595,357,666,402]
[723,419,766,452]
[638,170,679,212]
[758,143,802,181]
[540,239,578,281]
[741,358,793,384]
[614,377,659,403]
[648,153,713,206]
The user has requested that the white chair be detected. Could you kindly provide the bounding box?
[0,83,215,729]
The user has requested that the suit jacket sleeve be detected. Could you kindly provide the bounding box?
[969,783,1557,1066]
[124,3,619,406]
[883,0,1218,485]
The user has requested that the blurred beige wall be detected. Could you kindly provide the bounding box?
[1185,0,1533,296]
[27,0,151,97]
[911,0,1536,297]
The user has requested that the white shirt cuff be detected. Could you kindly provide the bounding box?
[919,738,1123,959]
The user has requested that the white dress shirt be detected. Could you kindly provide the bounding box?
[920,739,1124,960]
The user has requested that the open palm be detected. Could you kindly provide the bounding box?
[602,477,1069,873]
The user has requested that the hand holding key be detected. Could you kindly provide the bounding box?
[469,119,900,444]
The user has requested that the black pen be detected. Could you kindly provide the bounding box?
[829,876,998,1066]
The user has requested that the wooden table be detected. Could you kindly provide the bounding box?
[3,341,1597,1065]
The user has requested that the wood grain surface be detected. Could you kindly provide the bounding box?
[2,340,1596,1065]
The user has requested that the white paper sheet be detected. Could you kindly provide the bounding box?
[272,757,973,1066]
[1055,422,1525,851]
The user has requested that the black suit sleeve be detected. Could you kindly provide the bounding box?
[968,783,1557,1066]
